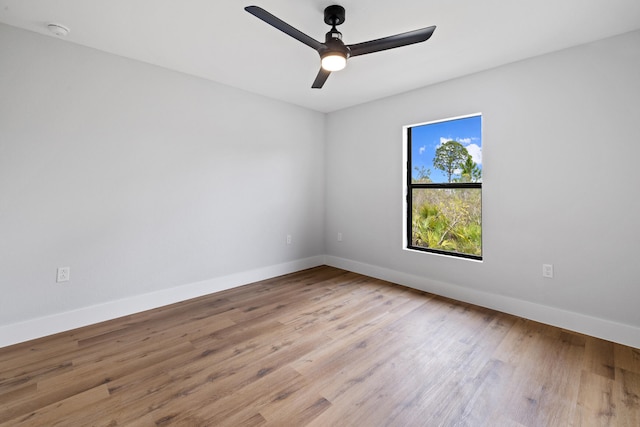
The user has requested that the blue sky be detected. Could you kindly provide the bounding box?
[411,115,482,183]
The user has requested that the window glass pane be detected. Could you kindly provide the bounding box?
[410,115,482,184]
[411,188,482,257]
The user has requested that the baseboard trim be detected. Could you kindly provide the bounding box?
[0,256,326,349]
[325,256,640,349]
[3,255,638,350]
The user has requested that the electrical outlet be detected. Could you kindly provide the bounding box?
[286,234,292,245]
[542,264,553,278]
[337,232,343,242]
[57,267,70,282]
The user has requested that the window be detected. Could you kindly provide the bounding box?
[405,114,482,260]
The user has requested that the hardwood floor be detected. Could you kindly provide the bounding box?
[0,266,638,426]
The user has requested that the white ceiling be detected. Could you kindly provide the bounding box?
[1,1,639,113]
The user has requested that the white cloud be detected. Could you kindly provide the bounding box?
[419,145,426,155]
[466,144,482,165]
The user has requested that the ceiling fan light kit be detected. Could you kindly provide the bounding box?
[319,5,349,71]
[321,53,347,72]
[245,4,435,89]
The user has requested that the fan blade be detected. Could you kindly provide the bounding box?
[348,26,436,57]
[245,6,323,51]
[311,68,331,89]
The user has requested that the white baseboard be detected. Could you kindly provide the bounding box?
[0,256,325,349]
[3,255,638,350]
[325,256,640,349]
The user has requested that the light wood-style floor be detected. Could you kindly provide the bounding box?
[1,266,638,426]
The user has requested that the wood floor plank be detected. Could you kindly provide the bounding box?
[190,366,306,425]
[614,344,640,374]
[145,334,332,426]
[0,266,638,426]
[584,335,616,380]
[0,339,78,384]
[0,360,74,396]
[615,368,640,425]
[0,340,195,424]
[0,384,110,427]
[574,368,617,426]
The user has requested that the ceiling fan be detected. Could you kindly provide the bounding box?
[245,5,436,89]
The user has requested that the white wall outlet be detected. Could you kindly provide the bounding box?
[337,232,343,242]
[286,234,292,245]
[57,267,70,282]
[542,264,553,278]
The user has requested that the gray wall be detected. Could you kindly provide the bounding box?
[2,22,639,348]
[0,24,325,332]
[325,30,640,345]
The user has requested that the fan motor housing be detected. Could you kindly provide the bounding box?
[324,5,345,26]
[320,37,351,59]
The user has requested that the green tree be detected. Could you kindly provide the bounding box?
[413,165,432,183]
[433,141,469,182]
[459,155,482,183]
